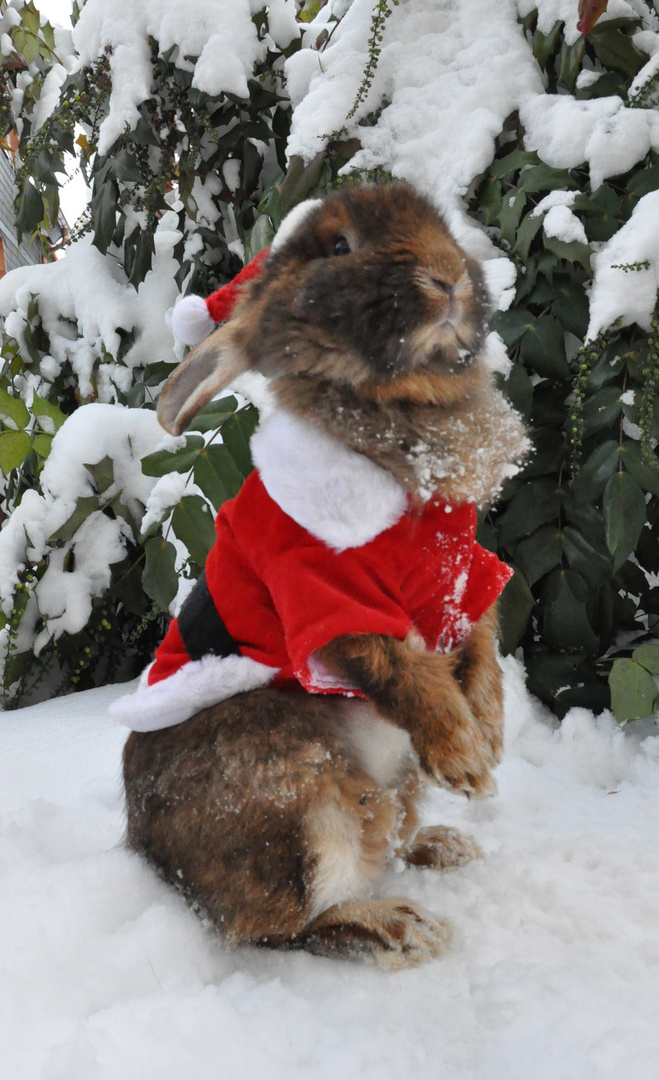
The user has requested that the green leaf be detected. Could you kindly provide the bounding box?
[514,210,545,261]
[525,652,602,715]
[518,164,577,194]
[621,442,659,497]
[544,236,592,273]
[632,643,659,675]
[0,430,32,474]
[23,7,40,35]
[32,432,53,459]
[499,189,527,246]
[126,228,155,288]
[142,537,179,611]
[627,164,659,198]
[542,568,600,654]
[477,176,503,227]
[131,115,160,146]
[581,386,622,438]
[141,435,205,477]
[244,214,275,260]
[15,179,45,239]
[498,478,561,547]
[489,147,539,179]
[497,570,535,655]
[532,20,562,68]
[220,406,259,477]
[570,440,619,505]
[48,496,99,544]
[609,658,657,722]
[92,180,118,255]
[589,27,646,78]
[552,287,589,339]
[499,364,534,421]
[194,444,244,511]
[0,387,29,430]
[519,316,570,380]
[84,456,115,495]
[171,495,216,566]
[189,395,239,433]
[557,37,585,91]
[111,150,144,184]
[513,524,563,586]
[518,426,565,478]
[31,394,66,434]
[585,345,625,392]
[112,556,150,617]
[561,526,612,588]
[493,309,537,347]
[603,471,647,571]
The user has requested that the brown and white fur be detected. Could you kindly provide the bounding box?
[123,184,528,969]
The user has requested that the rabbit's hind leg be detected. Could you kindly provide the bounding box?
[299,765,452,968]
[298,898,452,970]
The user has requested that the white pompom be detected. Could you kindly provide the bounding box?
[171,295,216,345]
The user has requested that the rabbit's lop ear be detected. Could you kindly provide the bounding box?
[157,325,247,435]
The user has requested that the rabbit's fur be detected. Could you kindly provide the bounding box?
[123,183,528,969]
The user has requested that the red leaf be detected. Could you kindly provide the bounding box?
[577,0,609,35]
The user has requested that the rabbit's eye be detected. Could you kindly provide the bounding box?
[332,236,351,256]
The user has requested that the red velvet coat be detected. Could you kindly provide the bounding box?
[112,411,512,732]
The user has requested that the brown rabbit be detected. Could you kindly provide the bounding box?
[120,183,529,969]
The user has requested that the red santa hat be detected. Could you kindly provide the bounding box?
[170,199,323,345]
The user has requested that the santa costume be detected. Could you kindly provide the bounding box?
[111,214,513,733]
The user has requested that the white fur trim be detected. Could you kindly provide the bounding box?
[109,655,278,732]
[171,295,216,345]
[251,411,408,551]
[270,199,323,253]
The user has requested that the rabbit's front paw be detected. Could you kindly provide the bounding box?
[413,701,497,799]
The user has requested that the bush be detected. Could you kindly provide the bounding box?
[0,1,658,722]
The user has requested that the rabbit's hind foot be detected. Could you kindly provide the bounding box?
[404,825,483,871]
[297,898,452,970]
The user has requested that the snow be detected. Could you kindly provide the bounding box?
[587,190,659,339]
[0,404,181,653]
[0,221,180,402]
[1,656,658,1079]
[286,0,659,308]
[71,0,273,154]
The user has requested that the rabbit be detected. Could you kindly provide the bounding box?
[121,182,529,969]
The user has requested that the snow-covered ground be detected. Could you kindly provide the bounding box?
[1,656,658,1080]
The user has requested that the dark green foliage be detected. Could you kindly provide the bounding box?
[467,12,659,722]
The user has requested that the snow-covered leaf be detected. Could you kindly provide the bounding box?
[84,456,115,496]
[32,394,66,434]
[141,436,205,477]
[0,387,29,430]
[48,496,100,545]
